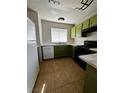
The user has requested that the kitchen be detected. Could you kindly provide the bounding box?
[27,0,97,93]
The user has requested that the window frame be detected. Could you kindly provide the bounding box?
[51,27,68,43]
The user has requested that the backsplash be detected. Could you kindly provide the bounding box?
[74,31,97,45]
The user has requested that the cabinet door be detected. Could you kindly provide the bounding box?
[71,26,76,38]
[76,23,82,37]
[70,46,76,59]
[62,45,70,56]
[84,64,97,93]
[90,15,97,27]
[54,46,61,58]
[82,19,90,30]
[54,45,70,58]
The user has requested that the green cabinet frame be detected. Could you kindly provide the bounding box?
[82,19,90,30]
[75,23,82,37]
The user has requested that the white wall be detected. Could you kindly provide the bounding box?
[41,20,74,44]
[38,13,43,62]
[38,13,43,45]
[75,11,97,25]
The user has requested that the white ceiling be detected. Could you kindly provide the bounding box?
[27,0,97,24]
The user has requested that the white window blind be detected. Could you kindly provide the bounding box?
[51,28,67,43]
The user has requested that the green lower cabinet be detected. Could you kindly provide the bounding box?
[89,15,97,27]
[70,46,76,59]
[54,45,71,58]
[75,23,82,37]
[82,19,90,30]
[84,64,97,93]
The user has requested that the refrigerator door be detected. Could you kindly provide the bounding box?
[27,17,36,43]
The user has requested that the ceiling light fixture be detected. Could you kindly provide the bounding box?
[48,0,60,5]
[75,0,94,11]
[58,17,65,21]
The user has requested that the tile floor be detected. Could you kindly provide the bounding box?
[33,57,85,93]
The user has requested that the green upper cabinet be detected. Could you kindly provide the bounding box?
[71,26,76,38]
[70,14,97,38]
[75,23,82,37]
[82,19,90,30]
[89,15,97,27]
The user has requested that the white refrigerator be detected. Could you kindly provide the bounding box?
[27,17,39,93]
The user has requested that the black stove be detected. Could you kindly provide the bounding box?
[74,41,97,70]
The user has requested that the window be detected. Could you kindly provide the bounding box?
[51,28,67,43]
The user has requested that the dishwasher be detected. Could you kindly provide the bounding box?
[43,46,54,59]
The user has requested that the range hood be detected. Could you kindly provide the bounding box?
[81,25,97,37]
